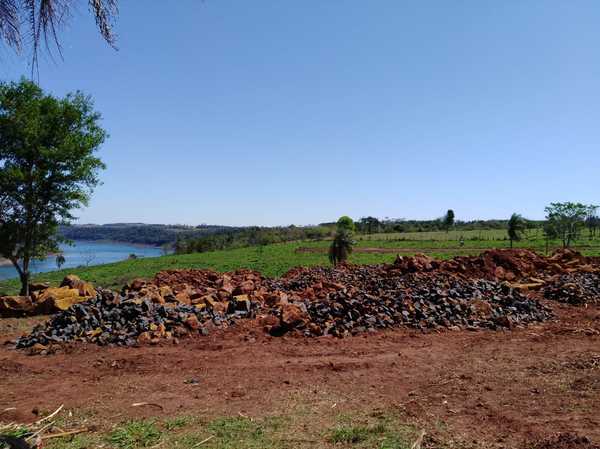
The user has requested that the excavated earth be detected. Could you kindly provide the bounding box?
[1,249,600,448]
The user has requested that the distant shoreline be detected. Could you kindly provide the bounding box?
[0,240,164,268]
[61,239,163,249]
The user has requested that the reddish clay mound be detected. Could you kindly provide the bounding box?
[392,248,599,282]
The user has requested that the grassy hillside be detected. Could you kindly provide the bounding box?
[2,232,600,296]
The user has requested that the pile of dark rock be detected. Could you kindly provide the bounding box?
[16,288,258,349]
[15,261,556,350]
[542,272,600,306]
[267,268,552,337]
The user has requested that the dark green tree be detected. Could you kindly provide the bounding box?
[358,216,381,234]
[507,213,526,248]
[329,216,355,265]
[544,202,589,248]
[585,205,599,239]
[443,209,455,232]
[0,79,106,295]
[336,215,355,232]
[328,229,354,266]
[55,253,66,269]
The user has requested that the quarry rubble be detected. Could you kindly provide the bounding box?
[10,248,600,351]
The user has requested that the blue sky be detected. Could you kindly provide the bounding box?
[2,1,599,226]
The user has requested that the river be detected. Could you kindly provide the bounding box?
[0,241,163,281]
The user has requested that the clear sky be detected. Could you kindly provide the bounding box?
[1,1,599,226]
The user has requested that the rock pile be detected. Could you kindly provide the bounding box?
[0,275,96,317]
[16,263,553,349]
[14,248,599,349]
[542,272,600,306]
[16,286,259,349]
[265,266,551,336]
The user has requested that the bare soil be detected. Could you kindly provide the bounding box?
[1,301,600,448]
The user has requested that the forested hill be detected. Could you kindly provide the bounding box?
[59,223,237,246]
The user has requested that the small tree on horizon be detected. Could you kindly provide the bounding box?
[544,202,589,248]
[358,216,381,234]
[329,216,355,266]
[443,209,455,232]
[585,205,599,239]
[336,216,355,232]
[55,253,66,270]
[0,79,106,295]
[507,213,526,248]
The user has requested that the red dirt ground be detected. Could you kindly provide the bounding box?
[1,300,600,448]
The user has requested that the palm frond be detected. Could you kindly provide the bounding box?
[0,0,118,73]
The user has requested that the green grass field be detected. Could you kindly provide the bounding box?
[1,229,599,296]
[358,227,554,242]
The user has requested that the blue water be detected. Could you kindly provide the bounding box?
[0,241,163,280]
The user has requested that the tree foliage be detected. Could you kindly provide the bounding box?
[55,253,65,269]
[443,209,455,231]
[61,223,233,246]
[336,216,355,232]
[585,205,600,239]
[507,213,526,248]
[544,202,591,248]
[328,229,354,266]
[357,216,380,234]
[0,0,118,71]
[329,216,355,266]
[174,225,333,255]
[0,79,106,294]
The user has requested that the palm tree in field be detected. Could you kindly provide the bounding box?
[329,230,354,266]
[507,213,526,248]
[329,216,355,266]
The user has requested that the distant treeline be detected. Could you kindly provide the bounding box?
[60,218,548,253]
[174,225,333,254]
[351,217,545,234]
[174,218,546,255]
[60,223,237,246]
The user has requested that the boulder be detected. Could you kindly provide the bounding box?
[36,286,86,312]
[231,295,252,313]
[471,299,493,318]
[185,314,200,330]
[60,274,96,297]
[175,291,192,305]
[159,285,174,298]
[128,278,147,291]
[0,296,35,317]
[233,280,255,295]
[280,303,309,329]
